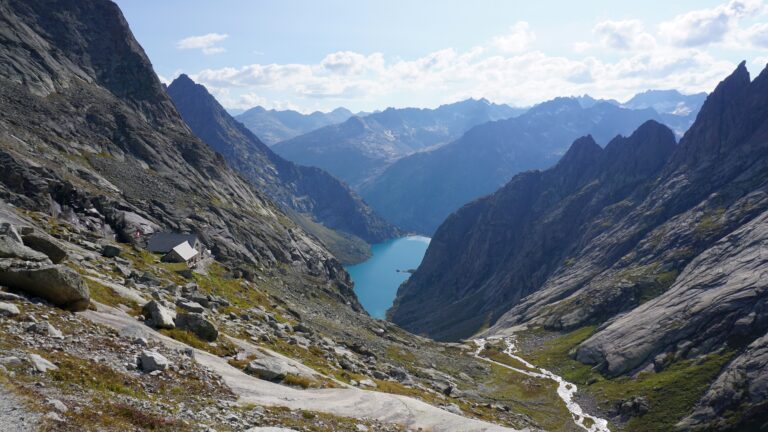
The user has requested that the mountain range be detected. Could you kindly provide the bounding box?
[270,99,525,188]
[391,62,768,430]
[235,106,355,145]
[361,98,668,234]
[166,74,399,263]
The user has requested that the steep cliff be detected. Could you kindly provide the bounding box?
[392,62,768,430]
[389,120,677,340]
[0,0,358,307]
[167,75,399,263]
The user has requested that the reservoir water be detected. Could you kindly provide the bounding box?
[345,236,431,319]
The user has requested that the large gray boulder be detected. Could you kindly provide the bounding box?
[175,313,218,342]
[0,235,49,262]
[141,300,176,329]
[245,357,303,381]
[0,301,19,317]
[21,234,67,263]
[137,350,169,373]
[0,263,89,311]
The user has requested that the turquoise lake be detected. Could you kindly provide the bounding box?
[345,236,431,319]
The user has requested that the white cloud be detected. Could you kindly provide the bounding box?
[743,22,768,47]
[659,0,764,47]
[593,20,656,51]
[320,51,385,75]
[572,42,592,53]
[492,22,536,53]
[184,12,750,112]
[177,33,229,55]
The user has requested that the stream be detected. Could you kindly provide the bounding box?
[474,337,610,432]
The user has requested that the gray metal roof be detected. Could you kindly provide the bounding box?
[147,232,198,253]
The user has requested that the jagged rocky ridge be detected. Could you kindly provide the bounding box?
[389,120,678,340]
[361,98,667,234]
[272,99,523,188]
[0,2,601,431]
[0,0,357,307]
[236,106,354,145]
[166,75,399,263]
[392,62,768,430]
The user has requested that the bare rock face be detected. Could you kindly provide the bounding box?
[167,75,400,250]
[0,0,361,312]
[576,210,768,376]
[0,262,89,311]
[390,121,677,341]
[678,332,768,431]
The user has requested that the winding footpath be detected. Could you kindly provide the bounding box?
[83,304,523,432]
[473,337,610,432]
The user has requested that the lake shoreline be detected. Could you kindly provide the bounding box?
[345,236,430,319]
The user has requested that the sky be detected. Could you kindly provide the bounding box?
[114,0,768,113]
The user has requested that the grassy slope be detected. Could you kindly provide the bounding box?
[519,326,733,432]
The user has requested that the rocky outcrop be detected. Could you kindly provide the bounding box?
[175,312,218,342]
[141,300,176,329]
[393,62,768,429]
[389,120,677,341]
[679,332,768,431]
[21,233,67,263]
[576,210,768,376]
[0,263,89,311]
[167,75,399,257]
[0,0,360,310]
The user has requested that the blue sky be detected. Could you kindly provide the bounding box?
[115,0,768,113]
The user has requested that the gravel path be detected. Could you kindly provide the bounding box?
[84,304,524,432]
[0,384,40,432]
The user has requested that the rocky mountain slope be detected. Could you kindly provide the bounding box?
[0,1,600,431]
[391,62,768,430]
[236,106,354,145]
[362,99,665,234]
[621,89,707,137]
[272,99,523,188]
[167,74,399,264]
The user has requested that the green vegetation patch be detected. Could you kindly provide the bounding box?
[520,326,734,431]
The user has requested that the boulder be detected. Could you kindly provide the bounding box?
[176,300,205,313]
[0,235,50,262]
[245,357,303,381]
[28,353,58,372]
[26,322,63,339]
[0,264,89,311]
[21,234,67,263]
[141,300,176,329]
[137,350,169,372]
[101,244,122,258]
[0,301,19,317]
[175,313,218,341]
